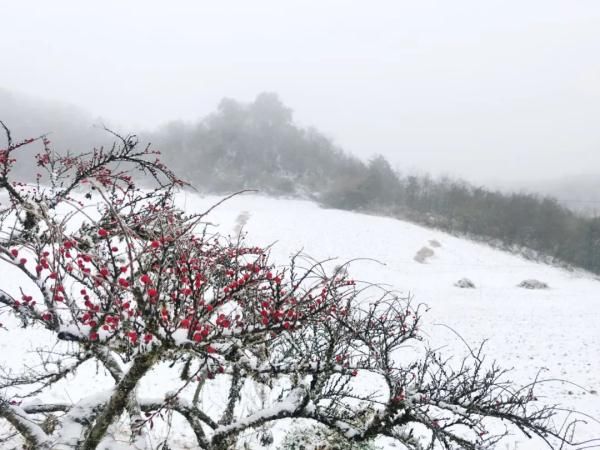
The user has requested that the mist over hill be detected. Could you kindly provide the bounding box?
[0,88,120,179]
[523,174,600,217]
[1,89,599,274]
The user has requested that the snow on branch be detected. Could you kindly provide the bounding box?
[212,387,308,442]
[0,399,51,449]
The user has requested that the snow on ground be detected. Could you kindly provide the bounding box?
[180,193,600,448]
[1,192,599,449]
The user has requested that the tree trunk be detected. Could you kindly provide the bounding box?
[81,350,159,450]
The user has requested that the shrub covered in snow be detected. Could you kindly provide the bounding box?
[454,278,476,289]
[518,279,549,289]
[413,246,434,263]
[0,124,586,450]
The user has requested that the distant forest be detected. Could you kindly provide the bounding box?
[2,89,599,274]
[149,93,600,275]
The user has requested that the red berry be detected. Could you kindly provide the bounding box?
[98,228,108,237]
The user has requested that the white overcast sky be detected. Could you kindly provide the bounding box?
[1,0,599,185]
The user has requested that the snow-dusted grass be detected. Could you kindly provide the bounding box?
[1,193,598,449]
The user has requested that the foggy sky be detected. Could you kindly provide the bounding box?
[1,0,600,185]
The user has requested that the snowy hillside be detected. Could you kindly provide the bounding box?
[1,192,599,449]
[179,193,600,448]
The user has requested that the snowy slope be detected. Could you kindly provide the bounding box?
[1,193,599,449]
[179,193,600,448]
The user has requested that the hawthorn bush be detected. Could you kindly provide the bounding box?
[0,122,590,449]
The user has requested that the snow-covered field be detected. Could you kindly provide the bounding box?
[2,193,599,449]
